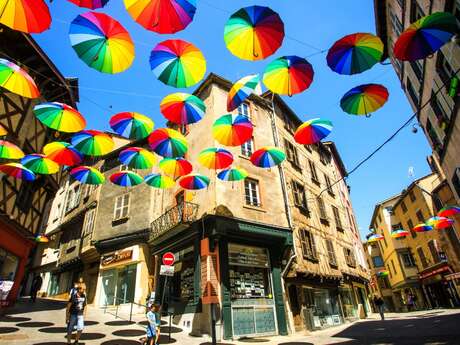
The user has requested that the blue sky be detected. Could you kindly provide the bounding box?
[34,0,432,237]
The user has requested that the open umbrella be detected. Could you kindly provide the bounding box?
[0,58,40,98]
[149,39,206,88]
[367,233,384,243]
[340,84,389,116]
[70,12,135,74]
[412,223,433,232]
[148,128,188,158]
[0,162,35,181]
[35,234,49,243]
[217,167,248,182]
[224,5,284,61]
[327,33,384,75]
[263,56,314,96]
[376,270,389,278]
[109,112,154,140]
[427,216,454,230]
[294,118,333,145]
[198,148,233,170]
[250,147,285,168]
[71,130,114,156]
[70,166,105,185]
[394,12,458,61]
[43,142,83,166]
[179,173,210,190]
[110,170,143,187]
[438,206,460,218]
[68,0,110,9]
[0,139,24,159]
[0,0,51,33]
[119,147,156,169]
[227,74,260,112]
[145,173,175,189]
[0,124,7,136]
[212,114,253,147]
[34,102,86,133]
[159,157,192,180]
[21,154,59,174]
[160,93,206,125]
[124,0,197,34]
[391,229,410,238]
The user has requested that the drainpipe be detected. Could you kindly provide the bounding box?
[282,251,297,278]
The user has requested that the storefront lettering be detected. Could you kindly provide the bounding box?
[419,265,450,280]
[101,250,133,266]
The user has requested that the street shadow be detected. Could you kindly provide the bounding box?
[112,329,146,337]
[239,339,270,343]
[101,340,141,345]
[16,321,54,327]
[65,332,106,340]
[160,326,183,333]
[38,326,67,333]
[105,320,136,326]
[138,320,167,326]
[0,326,19,333]
[4,298,66,315]
[0,316,31,322]
[84,320,99,326]
[34,343,86,345]
[157,334,177,343]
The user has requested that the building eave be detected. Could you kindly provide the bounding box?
[392,173,437,210]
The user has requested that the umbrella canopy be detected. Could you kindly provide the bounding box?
[0,162,35,181]
[160,93,206,125]
[68,0,110,9]
[149,39,206,88]
[0,124,7,136]
[438,206,460,218]
[21,154,59,174]
[124,0,196,34]
[376,270,389,278]
[148,128,188,158]
[70,166,105,185]
[109,112,154,140]
[394,12,458,61]
[145,173,175,189]
[391,229,410,238]
[198,147,233,170]
[0,139,24,159]
[250,147,286,168]
[70,12,135,74]
[110,170,144,187]
[212,114,253,147]
[340,84,389,116]
[71,130,114,156]
[33,102,86,133]
[367,233,384,243]
[0,0,51,33]
[327,33,384,75]
[35,234,49,243]
[119,147,156,169]
[224,5,284,61]
[217,167,248,182]
[294,118,333,145]
[179,173,210,190]
[263,56,314,96]
[0,58,40,98]
[227,74,260,112]
[427,216,454,230]
[43,142,83,166]
[159,157,192,180]
[412,223,433,232]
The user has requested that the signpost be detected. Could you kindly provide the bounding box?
[160,252,176,343]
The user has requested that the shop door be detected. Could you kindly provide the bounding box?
[116,264,136,305]
[101,270,116,306]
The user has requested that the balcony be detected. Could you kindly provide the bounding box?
[150,202,199,241]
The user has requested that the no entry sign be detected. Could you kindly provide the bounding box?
[162,252,175,266]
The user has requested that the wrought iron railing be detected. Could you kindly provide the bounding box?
[150,202,199,241]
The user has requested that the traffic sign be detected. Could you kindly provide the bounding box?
[162,252,175,266]
[160,265,175,276]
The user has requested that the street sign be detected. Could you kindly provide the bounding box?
[160,265,175,276]
[162,252,175,266]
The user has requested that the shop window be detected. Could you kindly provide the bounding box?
[343,247,356,267]
[325,239,337,267]
[284,139,300,168]
[325,174,334,196]
[171,246,195,304]
[306,288,342,330]
[113,193,130,220]
[244,178,261,207]
[409,190,416,202]
[428,240,441,263]
[308,159,319,184]
[401,201,407,213]
[238,103,251,121]
[339,287,358,319]
[292,180,308,211]
[65,184,81,214]
[372,256,384,268]
[300,229,317,261]
[417,247,428,268]
[401,252,416,267]
[83,208,96,237]
[0,248,19,284]
[331,206,342,230]
[241,137,254,157]
[317,197,328,222]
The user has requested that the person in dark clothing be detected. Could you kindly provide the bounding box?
[373,295,385,320]
[66,285,86,344]
[30,275,43,303]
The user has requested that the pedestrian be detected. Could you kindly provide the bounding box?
[373,295,385,320]
[407,291,415,312]
[77,277,86,294]
[69,281,79,298]
[145,303,160,345]
[66,285,86,345]
[30,275,43,303]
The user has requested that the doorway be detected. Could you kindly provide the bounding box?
[100,264,137,306]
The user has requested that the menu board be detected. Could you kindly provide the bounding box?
[229,268,268,299]
[228,244,269,268]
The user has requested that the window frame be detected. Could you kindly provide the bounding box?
[401,252,416,268]
[241,137,254,157]
[237,102,252,122]
[83,208,96,237]
[284,139,300,168]
[317,196,328,222]
[244,178,261,207]
[299,229,318,261]
[331,205,343,230]
[113,193,130,221]
[292,180,308,211]
[343,247,356,268]
[308,159,320,184]
[325,239,337,267]
[324,174,335,196]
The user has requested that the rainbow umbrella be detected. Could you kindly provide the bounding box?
[159,157,192,180]
[109,112,154,140]
[227,74,260,112]
[412,223,433,232]
[119,147,156,169]
[224,5,284,61]
[0,162,35,181]
[33,102,86,133]
[43,142,83,166]
[124,0,196,34]
[0,0,51,33]
[148,128,188,158]
[427,216,454,230]
[394,12,458,61]
[340,84,389,116]
[179,173,210,190]
[71,130,114,156]
[438,206,460,218]
[70,166,105,185]
[217,167,248,182]
[376,270,389,278]
[160,93,206,125]
[263,56,314,96]
[198,148,233,170]
[0,124,7,136]
[0,140,24,159]
[0,58,40,98]
[250,147,285,168]
[367,233,384,243]
[391,229,410,238]
[110,170,144,187]
[327,33,384,75]
[35,234,49,243]
[69,12,135,74]
[68,0,110,9]
[149,39,206,88]
[21,154,59,174]
[212,114,253,147]
[294,118,333,145]
[145,173,175,189]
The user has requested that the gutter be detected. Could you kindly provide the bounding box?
[282,252,297,278]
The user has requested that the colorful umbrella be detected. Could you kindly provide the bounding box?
[71,130,114,156]
[70,166,105,185]
[149,39,206,88]
[109,112,154,140]
[68,0,110,9]
[263,56,314,96]
[327,33,384,75]
[391,229,410,238]
[179,173,210,190]
[212,114,253,147]
[340,84,389,116]
[0,139,24,159]
[394,12,458,61]
[412,223,433,232]
[367,233,384,243]
[144,173,175,189]
[119,147,156,169]
[227,74,260,112]
[159,157,192,180]
[69,12,135,74]
[148,128,188,158]
[250,147,286,168]
[427,216,454,230]
[224,5,284,61]
[0,0,51,33]
[33,102,86,133]
[35,234,49,243]
[376,270,389,278]
[160,93,206,125]
[0,124,7,136]
[110,170,144,187]
[217,167,248,182]
[43,142,83,166]
[0,162,35,181]
[294,118,333,145]
[21,154,59,174]
[124,0,196,34]
[0,58,40,98]
[198,147,233,170]
[438,206,460,218]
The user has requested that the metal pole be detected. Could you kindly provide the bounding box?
[129,301,133,322]
[169,312,172,343]
[210,303,217,345]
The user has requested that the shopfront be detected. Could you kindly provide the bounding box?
[420,265,460,308]
[303,287,343,330]
[339,285,358,321]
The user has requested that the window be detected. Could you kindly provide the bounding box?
[425,118,443,151]
[390,9,403,35]
[82,185,95,200]
[428,240,440,264]
[308,160,319,183]
[416,210,425,222]
[436,50,455,84]
[410,0,425,22]
[430,90,451,129]
[238,103,251,121]
[300,229,317,261]
[417,247,428,268]
[244,178,261,207]
[401,252,416,267]
[331,205,343,230]
[83,208,96,236]
[317,197,328,221]
[292,181,307,210]
[325,239,337,267]
[283,113,297,133]
[372,256,384,268]
[0,248,19,282]
[343,247,356,267]
[284,139,300,167]
[16,180,36,213]
[324,174,334,196]
[409,190,416,202]
[241,137,254,157]
[65,185,81,214]
[409,60,423,80]
[114,193,130,220]
[406,78,420,107]
[401,201,408,213]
